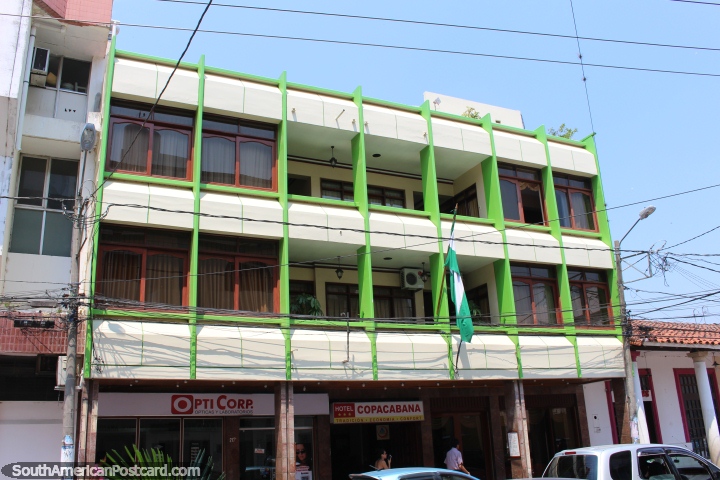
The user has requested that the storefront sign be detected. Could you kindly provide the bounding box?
[331,401,424,424]
[98,393,330,417]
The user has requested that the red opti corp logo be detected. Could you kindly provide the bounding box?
[170,394,254,415]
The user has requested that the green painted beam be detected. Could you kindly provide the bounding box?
[278,71,292,381]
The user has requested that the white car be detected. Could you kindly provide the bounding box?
[542,444,720,480]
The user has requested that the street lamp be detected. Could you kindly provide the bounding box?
[616,205,656,444]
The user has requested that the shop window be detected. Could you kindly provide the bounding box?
[139,418,181,463]
[321,179,354,202]
[511,264,560,325]
[184,418,223,475]
[440,185,479,217]
[96,226,190,307]
[499,163,545,224]
[46,55,91,93]
[107,102,193,180]
[201,115,276,190]
[554,174,597,231]
[288,174,311,196]
[568,269,612,326]
[9,157,76,257]
[96,418,137,463]
[197,234,278,313]
[239,418,276,478]
[368,186,405,208]
[295,417,314,474]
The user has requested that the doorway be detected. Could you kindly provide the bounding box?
[431,414,492,480]
[527,407,580,476]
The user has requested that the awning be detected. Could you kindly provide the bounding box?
[290,330,373,381]
[453,334,519,380]
[576,336,624,378]
[376,332,450,380]
[518,336,577,378]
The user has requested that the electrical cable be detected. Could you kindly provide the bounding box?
[569,0,596,134]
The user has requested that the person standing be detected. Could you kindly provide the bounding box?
[444,438,470,475]
[374,449,392,470]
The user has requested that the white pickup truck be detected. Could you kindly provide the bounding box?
[542,444,720,480]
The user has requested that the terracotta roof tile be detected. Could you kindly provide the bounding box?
[629,320,720,347]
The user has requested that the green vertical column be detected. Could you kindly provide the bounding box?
[479,115,522,376]
[188,55,205,380]
[351,87,377,379]
[278,72,292,380]
[420,102,453,378]
[536,127,579,377]
[582,134,620,328]
[85,36,117,377]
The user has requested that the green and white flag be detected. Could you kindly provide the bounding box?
[445,215,474,343]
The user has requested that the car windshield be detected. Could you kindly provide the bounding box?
[544,454,599,480]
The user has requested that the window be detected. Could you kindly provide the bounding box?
[568,269,612,326]
[440,185,479,217]
[374,286,415,319]
[9,157,77,257]
[666,451,715,480]
[201,115,276,190]
[288,174,311,196]
[97,226,190,307]
[290,280,315,304]
[545,454,598,480]
[511,264,559,325]
[326,283,359,318]
[321,179,353,201]
[637,453,673,480]
[108,102,193,179]
[368,186,405,208]
[499,164,545,224]
[609,451,631,480]
[46,55,91,93]
[197,234,278,313]
[554,174,596,231]
[468,284,491,324]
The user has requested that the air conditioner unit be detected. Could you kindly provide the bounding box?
[400,267,424,291]
[31,47,50,75]
[56,355,67,389]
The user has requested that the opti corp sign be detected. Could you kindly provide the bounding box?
[331,401,424,424]
[171,394,255,415]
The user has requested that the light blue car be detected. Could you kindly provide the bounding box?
[350,467,481,480]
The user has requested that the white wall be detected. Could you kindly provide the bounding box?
[583,381,615,446]
[0,401,63,478]
[636,350,710,448]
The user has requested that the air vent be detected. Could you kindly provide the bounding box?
[31,47,50,75]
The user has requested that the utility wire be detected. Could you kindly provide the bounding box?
[659,224,720,251]
[569,0,596,134]
[3,12,720,78]
[153,0,720,53]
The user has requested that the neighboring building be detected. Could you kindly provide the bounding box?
[67,38,632,480]
[0,0,112,471]
[629,320,720,463]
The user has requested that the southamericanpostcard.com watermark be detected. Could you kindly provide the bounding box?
[1,463,201,479]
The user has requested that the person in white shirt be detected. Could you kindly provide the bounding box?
[444,438,470,474]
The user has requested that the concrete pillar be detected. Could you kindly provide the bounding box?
[275,382,295,480]
[504,380,531,478]
[420,392,434,467]
[688,351,720,465]
[632,357,651,443]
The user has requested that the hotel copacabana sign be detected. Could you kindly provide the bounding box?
[331,401,424,424]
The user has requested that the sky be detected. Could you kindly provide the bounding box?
[110,0,720,323]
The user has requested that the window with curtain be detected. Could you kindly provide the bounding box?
[568,269,612,326]
[10,156,77,257]
[320,179,353,202]
[373,286,415,320]
[511,264,559,325]
[326,284,359,319]
[197,235,278,314]
[107,102,193,179]
[553,174,597,231]
[499,164,545,225]
[96,226,190,308]
[439,184,480,217]
[201,115,276,190]
[367,186,406,208]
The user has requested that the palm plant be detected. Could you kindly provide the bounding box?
[103,445,225,480]
[290,293,323,317]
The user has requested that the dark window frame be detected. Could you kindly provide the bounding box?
[511,264,561,325]
[367,185,406,208]
[440,184,479,217]
[373,285,416,319]
[568,269,613,327]
[201,115,278,191]
[320,179,354,202]
[499,163,546,225]
[554,173,598,232]
[107,103,194,180]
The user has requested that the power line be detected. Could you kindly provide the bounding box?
[3,12,720,79]
[660,224,720,251]
[669,0,720,5]
[568,0,596,134]
[153,0,720,54]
